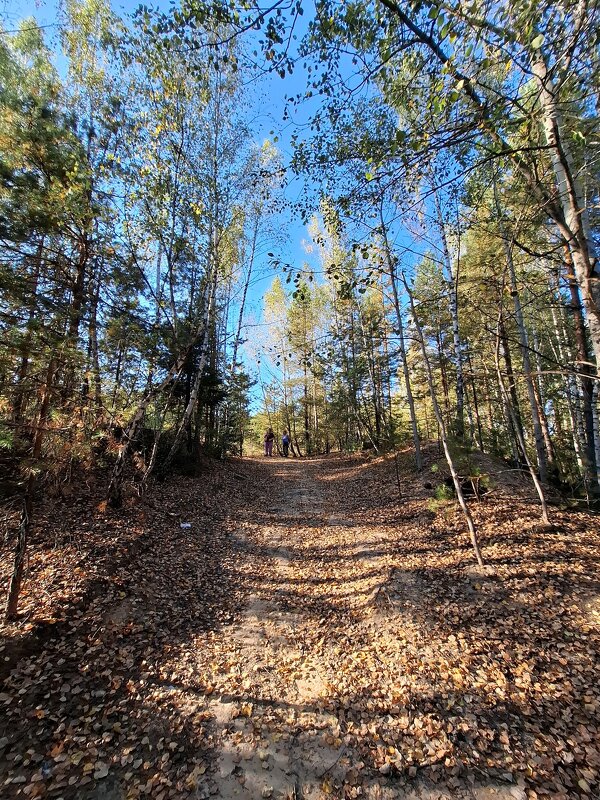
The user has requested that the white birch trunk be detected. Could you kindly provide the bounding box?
[593,382,600,489]
[495,187,548,482]
[379,208,422,469]
[531,51,600,366]
[432,184,465,439]
[494,316,550,524]
[162,278,217,471]
[404,276,484,565]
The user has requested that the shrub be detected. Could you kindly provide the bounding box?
[434,482,455,501]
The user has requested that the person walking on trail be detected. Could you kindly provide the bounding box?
[264,427,275,457]
[282,429,290,457]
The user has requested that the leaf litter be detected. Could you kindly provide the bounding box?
[0,448,598,799]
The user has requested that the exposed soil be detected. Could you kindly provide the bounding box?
[1,450,599,799]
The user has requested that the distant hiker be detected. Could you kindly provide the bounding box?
[264,427,275,457]
[282,429,290,457]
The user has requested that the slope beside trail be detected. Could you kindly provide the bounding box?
[1,451,599,800]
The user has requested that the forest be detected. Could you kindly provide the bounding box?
[0,1,599,798]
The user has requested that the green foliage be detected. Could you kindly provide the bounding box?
[0,0,598,501]
[0,424,14,450]
[0,4,265,500]
[434,482,454,501]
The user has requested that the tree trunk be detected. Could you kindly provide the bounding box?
[161,304,213,475]
[231,216,258,376]
[84,266,103,411]
[593,382,600,489]
[312,375,320,451]
[495,317,550,524]
[498,313,526,462]
[379,1,600,364]
[482,361,506,457]
[432,183,465,438]
[358,304,381,446]
[404,275,484,566]
[496,188,548,482]
[564,259,598,480]
[380,208,422,468]
[5,358,56,620]
[530,51,600,366]
[436,326,452,426]
[107,301,212,507]
[12,238,45,426]
[531,330,556,471]
[61,236,90,401]
[549,306,588,485]
[303,360,310,455]
[466,349,484,451]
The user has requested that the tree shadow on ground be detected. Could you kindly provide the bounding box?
[1,454,598,799]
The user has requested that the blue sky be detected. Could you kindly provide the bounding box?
[2,0,451,415]
[2,0,327,403]
[1,0,319,268]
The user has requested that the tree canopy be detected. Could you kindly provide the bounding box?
[1,0,599,614]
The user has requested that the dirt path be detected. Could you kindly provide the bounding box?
[191,457,525,800]
[206,459,333,799]
[1,451,598,800]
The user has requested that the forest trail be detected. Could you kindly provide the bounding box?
[201,456,524,800]
[1,451,599,800]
